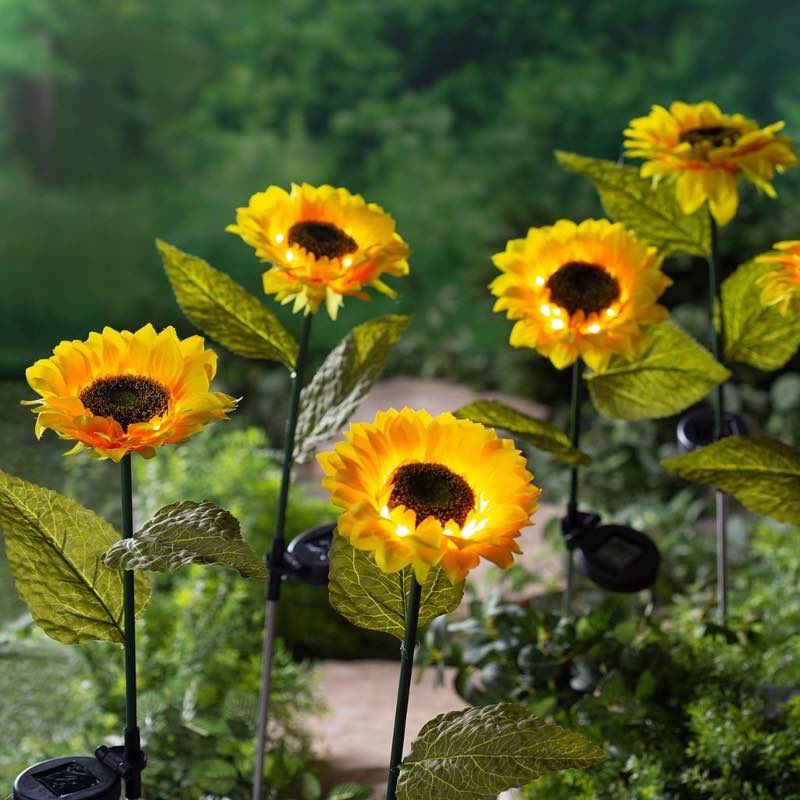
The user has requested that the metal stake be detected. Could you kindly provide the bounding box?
[252,313,313,800]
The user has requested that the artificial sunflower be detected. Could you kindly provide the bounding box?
[624,100,796,226]
[318,408,540,585]
[227,182,410,319]
[756,240,800,317]
[25,324,237,461]
[490,218,671,371]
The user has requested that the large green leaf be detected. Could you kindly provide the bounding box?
[157,239,298,369]
[722,260,800,371]
[397,703,605,800]
[454,399,590,466]
[103,500,266,579]
[328,535,463,640]
[663,436,800,524]
[294,315,410,462]
[586,321,730,420]
[0,470,151,645]
[555,150,710,258]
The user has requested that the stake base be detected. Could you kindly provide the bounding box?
[13,756,120,800]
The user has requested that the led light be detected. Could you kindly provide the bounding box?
[535,276,545,287]
[342,256,353,268]
[285,250,294,262]
[396,524,410,538]
[606,307,617,318]
[587,323,602,334]
[380,505,391,520]
[539,304,552,317]
[551,318,566,331]
[275,233,285,244]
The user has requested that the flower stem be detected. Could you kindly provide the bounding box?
[120,454,143,799]
[253,311,313,800]
[706,215,729,624]
[385,576,423,800]
[563,358,583,616]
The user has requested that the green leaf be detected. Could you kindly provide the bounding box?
[555,150,710,258]
[586,321,730,420]
[103,500,266,579]
[328,535,463,640]
[722,260,800,371]
[663,436,800,524]
[0,469,151,645]
[397,703,605,800]
[294,314,410,462]
[454,399,590,466]
[156,239,298,369]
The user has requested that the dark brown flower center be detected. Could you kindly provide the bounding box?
[388,462,475,527]
[680,125,741,149]
[546,261,620,316]
[287,220,358,260]
[80,375,170,430]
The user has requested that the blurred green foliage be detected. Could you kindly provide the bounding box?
[3,0,800,397]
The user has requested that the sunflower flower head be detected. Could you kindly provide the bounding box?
[25,324,237,461]
[318,408,540,585]
[226,183,410,319]
[624,101,797,225]
[756,240,800,317]
[490,219,672,371]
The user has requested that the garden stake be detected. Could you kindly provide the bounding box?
[253,312,313,800]
[120,454,145,799]
[563,358,583,617]
[706,218,730,623]
[385,576,423,800]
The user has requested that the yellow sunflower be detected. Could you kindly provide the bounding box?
[756,240,800,316]
[226,183,410,319]
[318,408,540,585]
[490,219,671,371]
[25,324,237,461]
[624,101,796,225]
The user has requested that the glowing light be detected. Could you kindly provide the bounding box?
[535,276,545,287]
[606,307,617,318]
[275,233,285,244]
[551,318,566,331]
[396,524,410,538]
[539,304,552,317]
[587,323,602,334]
[285,250,294,262]
[380,505,391,520]
[343,256,353,268]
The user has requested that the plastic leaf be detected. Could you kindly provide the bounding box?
[294,314,410,462]
[454,399,590,466]
[663,436,800,524]
[555,150,710,258]
[586,321,730,420]
[103,500,266,579]
[722,260,800,371]
[328,535,463,640]
[157,239,298,369]
[0,469,151,645]
[397,703,605,800]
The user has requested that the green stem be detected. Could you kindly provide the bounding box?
[563,359,582,617]
[385,577,423,800]
[120,454,142,798]
[269,312,313,568]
